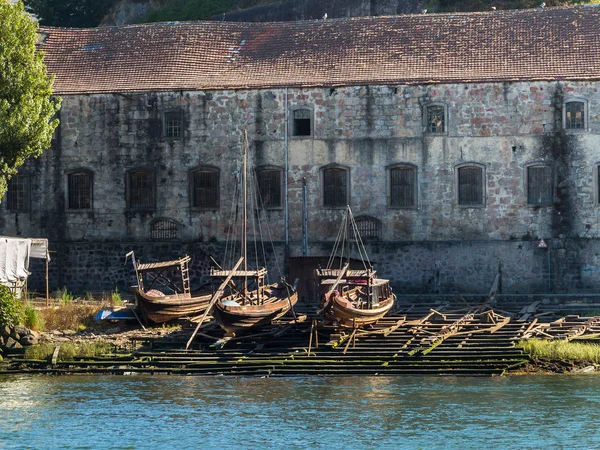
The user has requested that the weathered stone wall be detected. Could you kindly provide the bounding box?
[6,80,600,294]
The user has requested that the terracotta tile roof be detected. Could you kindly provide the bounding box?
[39,6,600,94]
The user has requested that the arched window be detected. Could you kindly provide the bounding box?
[68,170,93,210]
[191,167,219,209]
[322,166,349,208]
[127,169,155,210]
[354,216,381,241]
[151,218,179,240]
[389,165,417,208]
[456,164,485,206]
[6,174,30,212]
[255,167,283,208]
[526,164,553,206]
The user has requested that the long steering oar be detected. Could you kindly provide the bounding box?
[185,257,244,350]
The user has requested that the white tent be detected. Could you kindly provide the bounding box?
[0,237,50,298]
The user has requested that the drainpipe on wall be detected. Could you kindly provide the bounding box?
[285,88,289,248]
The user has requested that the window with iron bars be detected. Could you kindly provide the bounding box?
[151,219,179,240]
[6,175,30,212]
[354,216,381,241]
[256,168,282,208]
[457,166,484,206]
[527,165,553,206]
[565,101,585,130]
[426,105,446,133]
[389,166,416,207]
[192,168,219,209]
[127,170,155,210]
[323,167,348,208]
[68,171,92,209]
[293,109,312,136]
[163,111,182,139]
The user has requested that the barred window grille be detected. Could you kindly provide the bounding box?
[151,219,179,240]
[6,175,30,212]
[426,105,445,133]
[128,170,154,210]
[323,168,347,207]
[354,216,381,241]
[390,166,416,207]
[528,166,553,206]
[164,111,182,138]
[565,102,585,130]
[293,109,311,136]
[458,166,483,206]
[192,168,219,208]
[256,168,281,208]
[68,171,92,209]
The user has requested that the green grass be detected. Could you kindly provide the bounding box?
[518,339,600,364]
[23,302,45,331]
[111,288,123,306]
[24,341,115,361]
[55,287,74,305]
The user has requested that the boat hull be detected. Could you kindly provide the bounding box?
[213,286,298,335]
[330,294,395,328]
[132,287,212,324]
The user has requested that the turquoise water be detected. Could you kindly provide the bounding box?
[1,374,599,449]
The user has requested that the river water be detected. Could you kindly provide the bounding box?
[0,374,599,449]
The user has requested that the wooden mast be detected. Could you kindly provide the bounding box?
[242,130,248,303]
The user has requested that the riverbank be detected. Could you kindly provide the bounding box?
[3,299,600,376]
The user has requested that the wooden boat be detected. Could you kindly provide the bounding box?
[209,131,298,336]
[316,207,395,329]
[126,252,212,324]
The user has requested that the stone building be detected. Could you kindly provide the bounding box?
[5,6,600,296]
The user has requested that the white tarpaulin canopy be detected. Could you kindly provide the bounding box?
[0,237,49,290]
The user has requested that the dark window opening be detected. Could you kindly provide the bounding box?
[458,166,483,206]
[323,168,347,207]
[192,169,219,208]
[128,170,155,210]
[390,167,416,207]
[256,169,281,208]
[293,109,311,136]
[528,166,553,206]
[164,111,182,139]
[354,216,381,241]
[68,171,92,209]
[426,105,445,133]
[151,219,179,240]
[6,175,30,212]
[565,102,585,130]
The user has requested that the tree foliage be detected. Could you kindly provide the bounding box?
[0,284,23,329]
[0,0,60,197]
[23,0,117,28]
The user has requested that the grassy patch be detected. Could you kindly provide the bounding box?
[23,302,45,331]
[518,339,600,365]
[55,287,74,305]
[40,303,99,331]
[24,341,115,361]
